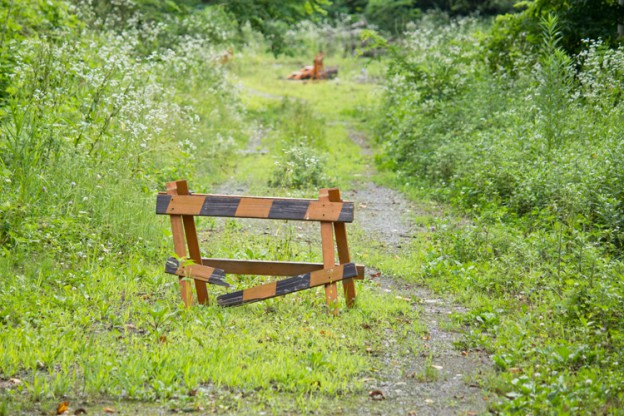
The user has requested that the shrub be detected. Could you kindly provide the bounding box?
[376,15,624,247]
[269,144,328,189]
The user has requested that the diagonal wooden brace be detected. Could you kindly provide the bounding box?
[217,263,358,307]
[164,257,231,287]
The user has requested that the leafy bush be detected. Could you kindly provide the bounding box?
[266,99,330,189]
[269,144,328,189]
[377,15,624,247]
[375,13,624,413]
[365,0,421,34]
[0,0,81,101]
[0,2,242,256]
[486,0,623,70]
[74,0,237,55]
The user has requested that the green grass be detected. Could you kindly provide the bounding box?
[0,255,415,409]
[235,52,383,121]
[0,41,425,415]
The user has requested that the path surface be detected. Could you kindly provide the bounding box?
[334,131,492,415]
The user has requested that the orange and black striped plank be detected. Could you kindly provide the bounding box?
[217,263,357,307]
[156,194,354,223]
[165,257,231,287]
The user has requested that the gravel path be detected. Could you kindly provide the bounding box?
[332,130,493,415]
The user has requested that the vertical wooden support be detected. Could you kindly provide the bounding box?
[166,180,209,306]
[327,189,356,308]
[166,181,193,307]
[176,180,208,305]
[177,182,209,305]
[319,188,338,314]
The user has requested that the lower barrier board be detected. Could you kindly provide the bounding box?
[165,257,230,287]
[217,263,357,307]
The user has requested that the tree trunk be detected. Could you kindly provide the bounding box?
[620,0,624,38]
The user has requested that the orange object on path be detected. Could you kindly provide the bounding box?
[288,52,334,80]
[312,52,325,80]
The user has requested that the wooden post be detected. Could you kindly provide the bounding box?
[166,180,209,306]
[178,183,209,305]
[166,181,193,307]
[327,189,356,308]
[620,0,624,38]
[319,188,338,314]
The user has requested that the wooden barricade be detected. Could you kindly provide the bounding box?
[156,180,364,312]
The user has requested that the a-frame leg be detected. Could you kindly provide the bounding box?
[319,188,338,314]
[166,181,193,306]
[166,180,209,306]
[327,189,356,308]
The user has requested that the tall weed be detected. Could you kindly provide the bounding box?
[0,4,243,256]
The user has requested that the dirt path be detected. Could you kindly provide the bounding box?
[333,131,493,415]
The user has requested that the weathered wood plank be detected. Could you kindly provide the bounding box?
[200,258,365,279]
[200,196,241,217]
[268,199,310,220]
[166,181,193,307]
[172,180,209,305]
[320,188,338,314]
[329,188,356,308]
[217,263,357,307]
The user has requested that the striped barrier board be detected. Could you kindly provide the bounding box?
[156,194,354,223]
[217,263,358,307]
[157,180,362,312]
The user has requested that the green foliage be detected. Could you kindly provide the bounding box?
[0,0,80,101]
[265,99,329,189]
[329,0,515,19]
[374,13,624,414]
[75,0,237,55]
[488,0,623,68]
[424,217,624,413]
[327,0,369,15]
[206,0,331,55]
[270,145,328,189]
[0,21,241,252]
[535,14,573,151]
[365,0,421,34]
[377,15,624,247]
[0,0,79,42]
[417,0,515,15]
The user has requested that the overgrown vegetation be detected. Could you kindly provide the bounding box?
[374,10,624,414]
[3,0,624,414]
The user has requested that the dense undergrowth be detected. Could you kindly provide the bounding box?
[1,1,242,256]
[375,13,624,414]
